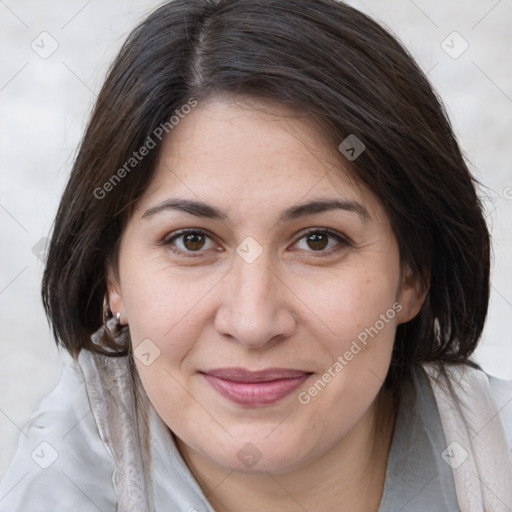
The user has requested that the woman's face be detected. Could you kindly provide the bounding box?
[108,96,423,474]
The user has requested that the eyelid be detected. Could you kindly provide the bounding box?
[162,228,215,244]
[296,227,352,245]
[162,227,352,258]
[291,227,352,254]
[161,228,220,257]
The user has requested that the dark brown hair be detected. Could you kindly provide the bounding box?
[42,0,490,388]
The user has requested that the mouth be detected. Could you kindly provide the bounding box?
[200,367,313,406]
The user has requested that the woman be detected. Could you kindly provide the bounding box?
[1,0,511,510]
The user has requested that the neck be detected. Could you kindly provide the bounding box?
[176,388,397,512]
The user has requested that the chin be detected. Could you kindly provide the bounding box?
[201,434,317,475]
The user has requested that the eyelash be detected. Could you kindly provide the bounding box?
[162,228,351,258]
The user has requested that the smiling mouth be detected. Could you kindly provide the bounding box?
[200,367,313,406]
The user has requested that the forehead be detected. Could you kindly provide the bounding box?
[136,95,383,222]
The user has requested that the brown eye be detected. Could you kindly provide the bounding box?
[305,232,329,251]
[294,229,349,254]
[182,232,206,251]
[165,230,217,255]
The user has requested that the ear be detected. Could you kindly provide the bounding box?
[106,263,125,324]
[395,266,428,325]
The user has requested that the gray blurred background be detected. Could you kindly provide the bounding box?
[1,0,511,479]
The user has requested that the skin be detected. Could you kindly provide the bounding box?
[108,95,425,511]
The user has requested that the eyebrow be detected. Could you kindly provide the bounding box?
[141,197,370,222]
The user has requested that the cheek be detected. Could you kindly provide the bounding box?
[290,261,399,412]
[295,297,397,436]
[293,262,400,349]
[118,261,215,412]
[119,252,222,352]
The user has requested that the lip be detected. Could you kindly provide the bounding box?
[201,367,312,406]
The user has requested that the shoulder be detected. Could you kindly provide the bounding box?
[486,372,512,450]
[423,362,512,450]
[0,359,116,512]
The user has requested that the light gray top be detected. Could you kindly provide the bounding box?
[378,367,459,511]
[1,355,508,511]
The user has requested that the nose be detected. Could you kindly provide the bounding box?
[214,252,297,349]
